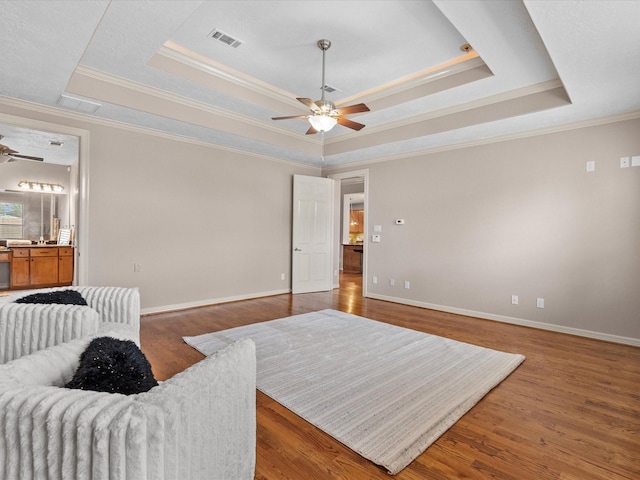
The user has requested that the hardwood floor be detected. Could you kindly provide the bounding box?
[140,274,640,480]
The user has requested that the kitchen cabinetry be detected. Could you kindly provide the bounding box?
[349,210,364,233]
[9,246,74,289]
[343,244,363,274]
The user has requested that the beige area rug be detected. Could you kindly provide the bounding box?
[184,309,525,474]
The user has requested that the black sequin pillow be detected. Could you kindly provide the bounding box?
[16,289,88,306]
[65,337,158,395]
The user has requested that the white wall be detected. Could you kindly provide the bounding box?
[328,118,640,344]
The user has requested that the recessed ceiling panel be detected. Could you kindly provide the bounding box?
[168,1,470,99]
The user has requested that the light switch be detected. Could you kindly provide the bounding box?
[632,156,640,167]
[371,234,381,243]
[373,224,382,232]
[620,156,630,168]
[586,161,595,172]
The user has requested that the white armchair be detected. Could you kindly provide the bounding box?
[0,286,141,363]
[0,334,257,480]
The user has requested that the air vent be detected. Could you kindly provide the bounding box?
[57,94,101,114]
[208,29,244,48]
[322,84,339,93]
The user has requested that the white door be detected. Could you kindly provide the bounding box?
[292,175,334,294]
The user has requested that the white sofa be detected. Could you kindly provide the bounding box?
[0,331,257,480]
[0,286,140,363]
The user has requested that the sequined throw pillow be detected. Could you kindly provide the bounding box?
[65,336,158,395]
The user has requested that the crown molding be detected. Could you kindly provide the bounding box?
[328,78,565,143]
[0,95,322,171]
[67,65,321,156]
[154,42,304,111]
[155,42,488,115]
[321,109,640,173]
[73,65,293,134]
[338,54,487,107]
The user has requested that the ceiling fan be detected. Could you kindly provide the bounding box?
[272,39,370,135]
[0,142,44,163]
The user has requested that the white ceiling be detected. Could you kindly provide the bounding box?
[0,0,639,168]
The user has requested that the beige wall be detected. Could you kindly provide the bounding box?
[330,118,640,343]
[2,99,638,343]
[0,101,318,312]
[86,124,320,311]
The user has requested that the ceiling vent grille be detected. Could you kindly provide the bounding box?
[208,29,244,48]
[57,94,101,114]
[322,84,339,93]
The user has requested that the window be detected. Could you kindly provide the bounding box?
[0,202,23,238]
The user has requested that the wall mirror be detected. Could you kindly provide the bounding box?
[0,122,78,244]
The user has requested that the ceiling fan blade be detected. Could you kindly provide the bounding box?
[305,125,318,135]
[0,144,18,155]
[11,154,44,162]
[335,103,370,116]
[297,98,321,113]
[271,115,309,121]
[336,117,366,131]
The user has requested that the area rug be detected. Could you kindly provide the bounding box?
[183,309,525,474]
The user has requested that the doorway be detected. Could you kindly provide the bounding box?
[327,169,369,296]
[0,113,89,285]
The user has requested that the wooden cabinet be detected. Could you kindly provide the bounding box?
[343,245,363,273]
[29,247,59,285]
[58,247,74,284]
[349,210,364,233]
[9,246,74,289]
[9,248,30,288]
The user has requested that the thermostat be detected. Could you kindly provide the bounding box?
[395,219,405,225]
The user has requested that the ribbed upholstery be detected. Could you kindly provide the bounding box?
[0,304,100,364]
[0,336,256,480]
[0,286,141,363]
[71,286,141,334]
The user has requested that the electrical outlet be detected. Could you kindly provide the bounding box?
[372,276,377,284]
[133,264,141,273]
[404,281,410,289]
[537,298,545,308]
[511,295,519,305]
[389,279,395,286]
[280,273,286,281]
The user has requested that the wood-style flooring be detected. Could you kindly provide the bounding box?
[140,273,640,480]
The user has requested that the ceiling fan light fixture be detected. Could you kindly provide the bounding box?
[309,114,337,132]
[271,38,369,135]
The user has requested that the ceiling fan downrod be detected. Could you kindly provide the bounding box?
[318,39,331,104]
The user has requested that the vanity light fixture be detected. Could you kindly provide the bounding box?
[18,181,64,193]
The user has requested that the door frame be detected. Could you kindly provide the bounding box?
[327,169,369,296]
[0,112,90,285]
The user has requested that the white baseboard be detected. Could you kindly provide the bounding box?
[141,288,290,316]
[366,293,640,347]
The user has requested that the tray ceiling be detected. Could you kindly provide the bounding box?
[1,1,639,167]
